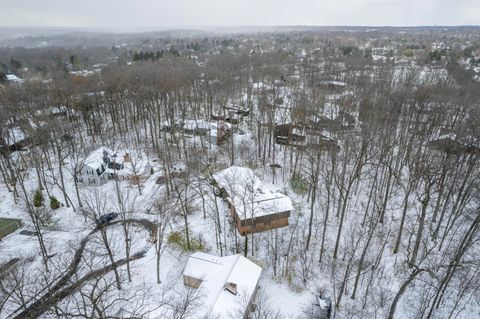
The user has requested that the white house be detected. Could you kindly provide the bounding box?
[183,252,262,319]
[76,147,110,185]
[77,147,152,185]
[5,74,24,85]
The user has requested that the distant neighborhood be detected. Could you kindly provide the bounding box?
[0,25,479,319]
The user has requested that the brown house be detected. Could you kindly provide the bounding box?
[213,166,294,235]
[274,123,340,151]
[427,132,480,155]
[227,200,291,235]
[274,123,306,145]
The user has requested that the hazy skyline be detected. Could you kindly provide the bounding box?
[0,0,479,28]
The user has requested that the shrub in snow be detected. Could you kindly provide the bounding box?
[50,196,61,210]
[290,173,309,195]
[167,231,204,251]
[167,231,183,246]
[33,189,44,207]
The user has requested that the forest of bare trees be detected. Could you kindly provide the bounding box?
[0,27,479,318]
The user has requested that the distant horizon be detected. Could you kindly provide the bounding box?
[1,0,479,29]
[1,24,479,34]
[1,24,480,29]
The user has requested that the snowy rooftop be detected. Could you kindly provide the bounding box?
[437,132,457,141]
[1,127,27,146]
[6,74,24,83]
[183,252,262,318]
[106,155,151,176]
[213,166,294,218]
[84,147,151,176]
[84,147,113,169]
[183,119,231,130]
[168,119,232,138]
[319,80,346,87]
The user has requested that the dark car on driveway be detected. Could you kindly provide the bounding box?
[98,212,118,225]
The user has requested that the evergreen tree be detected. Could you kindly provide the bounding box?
[34,190,44,208]
[50,196,61,210]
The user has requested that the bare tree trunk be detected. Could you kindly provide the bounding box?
[387,268,424,319]
[305,152,321,250]
[409,182,432,267]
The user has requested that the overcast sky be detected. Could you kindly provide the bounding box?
[0,0,479,28]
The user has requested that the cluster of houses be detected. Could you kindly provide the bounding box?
[271,80,355,151]
[175,166,297,318]
[171,158,344,318]
[75,153,294,317]
[76,147,152,185]
[77,159,294,317]
[0,105,77,154]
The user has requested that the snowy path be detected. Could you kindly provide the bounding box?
[9,219,156,319]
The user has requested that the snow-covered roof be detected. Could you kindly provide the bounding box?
[213,166,261,192]
[106,155,151,176]
[183,252,262,318]
[1,127,27,146]
[85,147,151,176]
[84,147,113,170]
[319,80,346,87]
[6,74,24,83]
[213,166,294,218]
[183,119,231,130]
[69,70,96,77]
[35,106,68,117]
[173,119,231,139]
[252,82,265,89]
[437,132,457,141]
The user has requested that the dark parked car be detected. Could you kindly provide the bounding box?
[98,212,118,225]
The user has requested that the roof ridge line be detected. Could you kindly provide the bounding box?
[207,254,242,316]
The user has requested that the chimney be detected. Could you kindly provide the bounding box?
[224,282,238,295]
